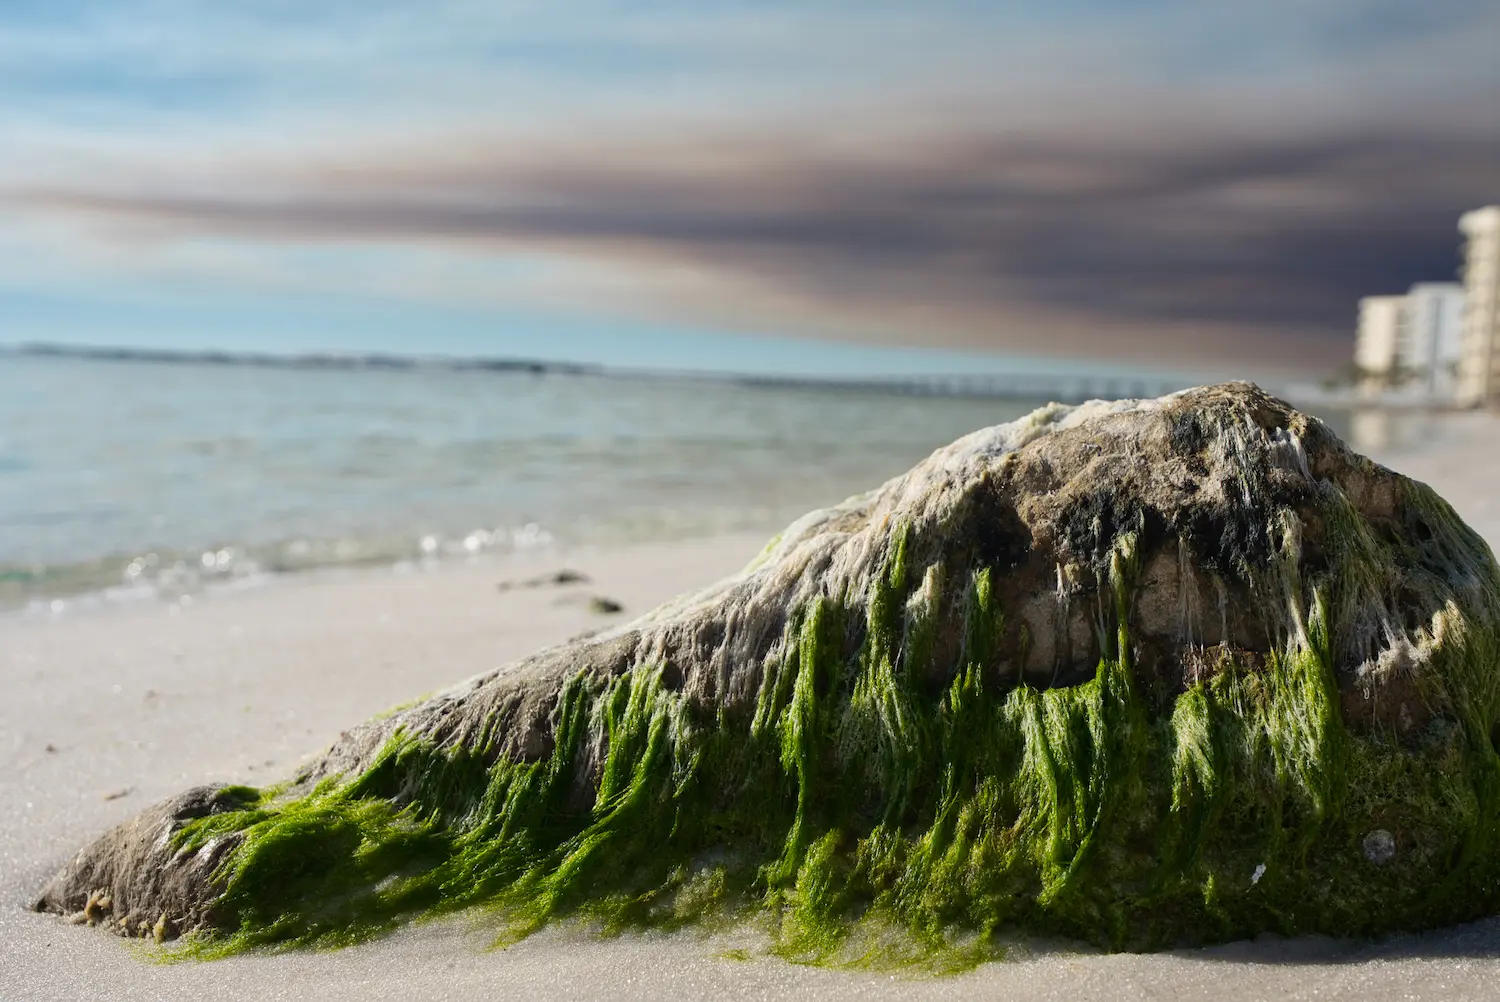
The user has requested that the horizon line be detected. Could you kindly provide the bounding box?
[2,340,1197,404]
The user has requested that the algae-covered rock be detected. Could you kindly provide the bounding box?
[35,383,1500,959]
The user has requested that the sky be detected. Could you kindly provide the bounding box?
[2,1,1497,380]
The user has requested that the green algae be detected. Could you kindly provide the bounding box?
[168,485,1500,968]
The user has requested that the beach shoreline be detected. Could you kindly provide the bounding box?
[4,412,1500,1001]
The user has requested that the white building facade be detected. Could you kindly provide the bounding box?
[1406,283,1467,398]
[1355,294,1406,381]
[1354,285,1465,398]
[1458,206,1500,409]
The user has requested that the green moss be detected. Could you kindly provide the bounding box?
[168,500,1500,968]
[743,532,784,574]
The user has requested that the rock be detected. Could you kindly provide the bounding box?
[496,569,591,592]
[35,786,255,938]
[34,383,1500,959]
[1363,829,1397,865]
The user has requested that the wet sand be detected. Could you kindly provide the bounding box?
[4,413,1500,1001]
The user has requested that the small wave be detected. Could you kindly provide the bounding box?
[0,521,562,616]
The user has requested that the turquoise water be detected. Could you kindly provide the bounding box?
[0,354,1049,609]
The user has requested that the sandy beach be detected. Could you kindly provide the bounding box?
[4,412,1500,1002]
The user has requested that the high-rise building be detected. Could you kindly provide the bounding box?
[1457,206,1500,408]
[1355,295,1406,387]
[1354,284,1465,398]
[1405,283,1467,398]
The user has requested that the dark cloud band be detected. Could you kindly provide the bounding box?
[15,127,1500,372]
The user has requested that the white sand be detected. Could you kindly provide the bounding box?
[4,413,1500,1001]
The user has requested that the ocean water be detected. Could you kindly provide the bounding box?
[0,354,1047,611]
[0,353,1418,613]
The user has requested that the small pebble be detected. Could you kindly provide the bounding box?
[1364,829,1396,864]
[588,596,624,614]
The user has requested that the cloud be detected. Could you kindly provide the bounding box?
[12,121,1500,372]
[3,1,1499,374]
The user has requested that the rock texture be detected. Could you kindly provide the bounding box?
[35,383,1500,960]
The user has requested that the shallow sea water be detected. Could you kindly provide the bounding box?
[0,353,1420,610]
